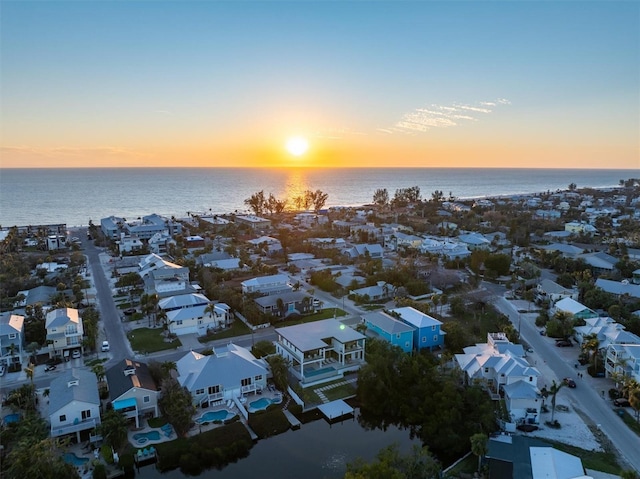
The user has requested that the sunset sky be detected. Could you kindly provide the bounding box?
[1,1,638,169]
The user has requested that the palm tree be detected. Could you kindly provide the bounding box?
[549,380,566,423]
[581,333,600,372]
[97,409,129,452]
[470,433,488,473]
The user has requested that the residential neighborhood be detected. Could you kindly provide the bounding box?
[1,180,640,478]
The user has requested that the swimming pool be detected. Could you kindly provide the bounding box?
[133,430,161,444]
[248,396,282,413]
[195,409,235,424]
[304,366,335,378]
[64,452,89,466]
[3,413,20,425]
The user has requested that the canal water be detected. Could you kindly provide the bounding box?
[139,410,419,478]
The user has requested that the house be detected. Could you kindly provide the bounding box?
[458,232,492,250]
[139,253,189,281]
[362,310,414,353]
[185,235,205,249]
[344,243,384,259]
[552,298,598,320]
[15,285,57,307]
[235,215,271,230]
[350,281,394,302]
[578,252,617,275]
[45,307,83,359]
[389,306,445,351]
[487,434,592,479]
[309,237,347,249]
[254,291,312,317]
[106,359,160,428]
[419,237,471,259]
[49,368,101,442]
[117,233,144,254]
[595,278,640,300]
[0,314,25,367]
[247,236,282,255]
[241,274,291,296]
[384,232,423,251]
[605,343,640,383]
[147,231,176,255]
[162,297,230,336]
[47,234,67,250]
[536,279,579,306]
[101,216,126,240]
[275,319,366,385]
[455,333,540,424]
[565,221,597,235]
[125,213,181,239]
[158,292,210,311]
[176,344,268,407]
[538,243,584,258]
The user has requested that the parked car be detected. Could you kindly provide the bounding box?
[45,364,57,372]
[516,424,539,432]
[0,365,6,376]
[72,349,81,359]
[563,377,577,388]
[613,398,630,407]
[124,308,136,316]
[556,340,573,347]
[101,340,110,352]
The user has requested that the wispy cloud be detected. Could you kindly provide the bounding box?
[1,146,147,159]
[391,99,511,134]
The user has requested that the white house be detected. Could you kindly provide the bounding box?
[605,343,640,383]
[49,368,101,442]
[117,233,144,254]
[275,319,366,385]
[553,297,598,320]
[565,221,597,234]
[344,243,384,259]
[241,274,291,296]
[176,344,268,407]
[45,307,83,359]
[160,294,230,336]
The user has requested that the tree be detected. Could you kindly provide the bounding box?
[345,444,440,479]
[548,380,566,423]
[158,378,195,437]
[98,409,129,452]
[373,188,389,208]
[266,354,290,391]
[5,437,80,479]
[244,190,266,216]
[470,433,488,473]
[581,333,601,371]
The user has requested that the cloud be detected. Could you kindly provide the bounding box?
[391,99,510,134]
[0,146,147,159]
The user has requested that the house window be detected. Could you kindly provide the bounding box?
[81,410,91,420]
[421,337,426,343]
[198,320,202,325]
[241,378,251,387]
[529,376,533,382]
[405,342,410,348]
[59,414,66,422]
[208,385,220,395]
[254,375,262,382]
[433,335,438,342]
[176,320,183,325]
[396,333,401,339]
[143,396,150,403]
[432,325,436,331]
[196,388,205,395]
[484,368,489,373]
[8,333,16,339]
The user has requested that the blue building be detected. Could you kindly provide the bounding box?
[362,311,414,353]
[390,307,445,351]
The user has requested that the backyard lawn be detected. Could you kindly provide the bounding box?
[198,319,252,344]
[127,328,181,353]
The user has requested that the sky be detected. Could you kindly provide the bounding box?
[1,1,638,169]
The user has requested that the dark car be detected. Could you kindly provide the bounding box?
[563,377,576,388]
[516,424,539,432]
[613,398,630,407]
[44,364,57,372]
[556,340,573,347]
[124,308,137,316]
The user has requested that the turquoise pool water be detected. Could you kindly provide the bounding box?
[3,413,20,424]
[248,396,282,412]
[64,452,89,466]
[133,430,161,444]
[195,409,234,423]
[304,366,335,378]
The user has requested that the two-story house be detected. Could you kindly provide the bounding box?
[176,344,268,407]
[389,307,445,351]
[106,359,160,428]
[275,318,366,385]
[49,368,101,442]
[241,274,291,296]
[362,310,414,353]
[46,307,83,359]
[0,314,25,367]
[254,291,312,318]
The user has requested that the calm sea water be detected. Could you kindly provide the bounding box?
[0,167,636,227]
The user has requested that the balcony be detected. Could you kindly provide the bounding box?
[51,418,99,437]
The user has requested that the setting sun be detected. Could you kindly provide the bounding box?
[285,136,309,157]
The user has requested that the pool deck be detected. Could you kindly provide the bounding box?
[127,420,176,446]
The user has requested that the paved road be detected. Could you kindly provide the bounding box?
[490,290,640,473]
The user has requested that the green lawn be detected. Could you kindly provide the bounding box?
[198,319,251,344]
[127,328,182,353]
[277,309,347,328]
[618,409,640,435]
[544,439,621,474]
[323,382,357,401]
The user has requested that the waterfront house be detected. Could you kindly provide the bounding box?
[254,291,311,317]
[275,318,366,385]
[552,297,598,320]
[389,306,445,351]
[176,344,268,407]
[46,307,83,360]
[49,368,101,442]
[362,310,414,353]
[106,359,160,428]
[235,215,271,230]
[595,278,640,300]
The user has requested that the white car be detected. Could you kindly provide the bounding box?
[72,349,81,359]
[101,341,110,352]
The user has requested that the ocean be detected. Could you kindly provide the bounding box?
[0,167,637,228]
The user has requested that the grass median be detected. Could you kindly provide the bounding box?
[127,328,182,354]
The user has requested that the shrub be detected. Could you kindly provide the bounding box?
[247,409,290,438]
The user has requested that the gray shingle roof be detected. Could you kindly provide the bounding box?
[106,358,159,401]
[49,368,100,415]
